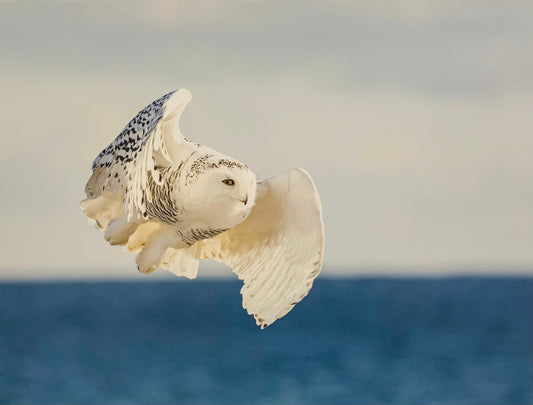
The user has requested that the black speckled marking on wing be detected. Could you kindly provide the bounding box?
[92,91,176,170]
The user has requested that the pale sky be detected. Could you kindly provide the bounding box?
[0,1,532,279]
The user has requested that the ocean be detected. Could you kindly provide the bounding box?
[0,277,531,404]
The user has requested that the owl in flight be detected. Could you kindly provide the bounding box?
[81,89,324,328]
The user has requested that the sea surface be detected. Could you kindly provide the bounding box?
[0,277,531,404]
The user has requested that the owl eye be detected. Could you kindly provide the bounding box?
[222,179,235,186]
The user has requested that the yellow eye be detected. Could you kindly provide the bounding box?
[222,179,235,186]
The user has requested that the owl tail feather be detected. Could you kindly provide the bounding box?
[161,243,201,279]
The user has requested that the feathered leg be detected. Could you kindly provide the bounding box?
[136,227,183,274]
[105,216,140,246]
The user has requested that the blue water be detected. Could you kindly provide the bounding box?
[0,277,531,404]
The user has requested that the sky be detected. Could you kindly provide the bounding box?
[0,1,532,279]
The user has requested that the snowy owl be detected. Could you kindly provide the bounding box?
[81,89,324,328]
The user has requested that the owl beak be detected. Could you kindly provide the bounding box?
[239,194,248,205]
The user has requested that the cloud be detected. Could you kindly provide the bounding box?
[1,1,531,97]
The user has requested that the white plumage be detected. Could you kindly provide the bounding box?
[81,89,324,328]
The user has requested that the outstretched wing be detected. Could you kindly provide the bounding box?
[200,168,325,329]
[82,88,194,224]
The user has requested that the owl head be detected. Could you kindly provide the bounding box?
[176,147,257,229]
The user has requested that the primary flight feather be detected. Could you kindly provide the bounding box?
[81,89,324,328]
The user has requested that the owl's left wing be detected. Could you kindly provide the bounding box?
[83,89,194,225]
[200,168,325,329]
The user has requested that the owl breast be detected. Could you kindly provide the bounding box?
[145,166,183,225]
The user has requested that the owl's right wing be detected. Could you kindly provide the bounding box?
[200,168,325,329]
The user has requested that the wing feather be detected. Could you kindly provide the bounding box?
[200,168,325,328]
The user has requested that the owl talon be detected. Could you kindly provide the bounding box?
[136,250,160,274]
[137,263,157,274]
